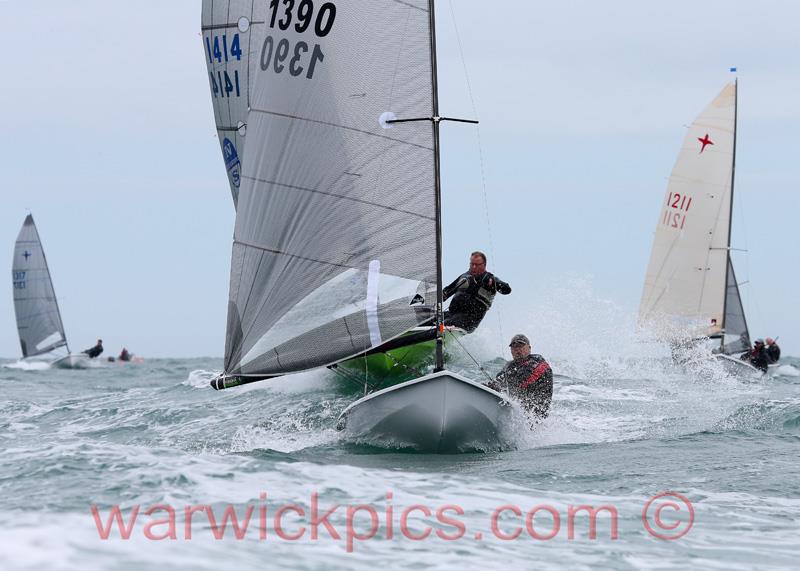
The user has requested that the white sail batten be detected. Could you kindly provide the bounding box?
[640,82,738,339]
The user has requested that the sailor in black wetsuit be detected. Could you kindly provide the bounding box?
[489,334,553,420]
[741,338,769,372]
[83,339,103,359]
[442,251,511,332]
[765,337,781,364]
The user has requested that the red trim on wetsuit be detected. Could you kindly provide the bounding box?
[520,362,550,390]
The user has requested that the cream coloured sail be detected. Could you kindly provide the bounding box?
[639,82,739,340]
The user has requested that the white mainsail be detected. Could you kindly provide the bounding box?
[639,81,750,350]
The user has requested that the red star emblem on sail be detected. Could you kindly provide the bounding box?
[697,133,714,154]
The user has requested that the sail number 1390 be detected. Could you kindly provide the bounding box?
[261,0,337,80]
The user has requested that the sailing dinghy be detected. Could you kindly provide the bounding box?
[12,215,89,369]
[204,0,513,451]
[639,80,760,375]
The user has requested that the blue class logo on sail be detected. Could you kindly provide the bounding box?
[222,138,241,188]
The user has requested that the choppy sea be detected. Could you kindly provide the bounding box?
[1,344,798,570]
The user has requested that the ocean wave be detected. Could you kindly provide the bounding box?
[2,360,51,371]
[183,369,218,389]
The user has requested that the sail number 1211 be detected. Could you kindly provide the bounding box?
[662,192,693,229]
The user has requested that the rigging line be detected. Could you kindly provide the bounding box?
[327,364,371,392]
[449,332,495,383]
[733,167,764,326]
[447,0,505,353]
[371,350,428,393]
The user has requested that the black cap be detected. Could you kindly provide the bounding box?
[509,334,530,347]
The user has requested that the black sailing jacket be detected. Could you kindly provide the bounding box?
[442,271,510,332]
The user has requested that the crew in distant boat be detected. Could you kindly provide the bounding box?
[442,251,511,332]
[119,348,131,362]
[765,337,781,364]
[488,334,553,420]
[83,339,103,359]
[740,338,769,372]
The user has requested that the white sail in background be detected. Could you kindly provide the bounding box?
[12,215,69,359]
[639,82,739,340]
[201,1,267,208]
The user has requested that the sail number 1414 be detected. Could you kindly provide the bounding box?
[205,33,243,99]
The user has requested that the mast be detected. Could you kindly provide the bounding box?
[720,78,738,350]
[429,0,444,372]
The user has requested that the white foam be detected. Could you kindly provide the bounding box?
[774,364,799,377]
[2,360,51,371]
[183,369,218,389]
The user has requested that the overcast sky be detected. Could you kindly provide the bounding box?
[1,1,797,359]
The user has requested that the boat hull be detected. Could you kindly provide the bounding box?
[337,370,515,453]
[51,353,91,369]
[713,353,763,376]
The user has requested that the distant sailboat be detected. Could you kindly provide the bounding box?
[639,80,760,374]
[204,0,513,451]
[12,215,88,369]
